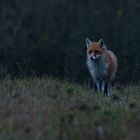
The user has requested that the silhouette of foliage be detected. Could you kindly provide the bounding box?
[0,0,140,84]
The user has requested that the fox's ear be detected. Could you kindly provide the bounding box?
[98,39,104,47]
[86,38,92,48]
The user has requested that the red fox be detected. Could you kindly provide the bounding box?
[86,38,118,96]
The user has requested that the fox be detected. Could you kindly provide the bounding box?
[86,38,118,96]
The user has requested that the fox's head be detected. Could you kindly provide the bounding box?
[86,38,106,62]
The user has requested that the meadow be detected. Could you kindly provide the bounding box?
[0,76,139,140]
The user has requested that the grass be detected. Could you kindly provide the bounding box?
[0,76,139,140]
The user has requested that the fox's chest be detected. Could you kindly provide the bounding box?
[87,59,108,79]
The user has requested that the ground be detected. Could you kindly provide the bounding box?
[0,76,139,140]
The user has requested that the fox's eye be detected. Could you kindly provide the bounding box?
[88,50,92,54]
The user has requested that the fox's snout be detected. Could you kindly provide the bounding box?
[90,56,98,61]
[89,54,100,61]
[90,56,94,60]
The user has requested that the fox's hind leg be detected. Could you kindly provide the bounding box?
[104,81,108,94]
[94,83,97,92]
[106,81,112,96]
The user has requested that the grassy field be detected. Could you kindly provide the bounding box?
[0,77,139,140]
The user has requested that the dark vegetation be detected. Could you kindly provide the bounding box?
[0,77,139,140]
[0,0,140,84]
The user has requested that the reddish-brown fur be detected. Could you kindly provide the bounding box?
[87,41,117,80]
[104,50,118,80]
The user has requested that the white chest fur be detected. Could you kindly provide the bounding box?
[87,58,108,80]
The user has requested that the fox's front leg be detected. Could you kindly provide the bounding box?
[95,80,100,93]
[101,80,105,93]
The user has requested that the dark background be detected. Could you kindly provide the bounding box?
[0,0,140,84]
